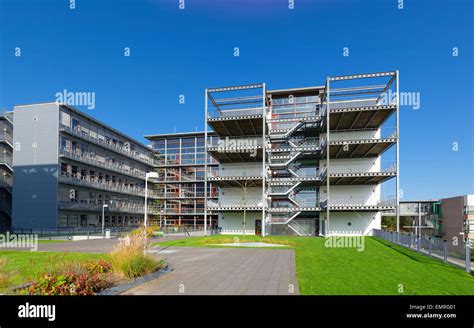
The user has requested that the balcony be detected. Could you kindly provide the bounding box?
[207,197,263,211]
[208,136,264,162]
[58,200,147,215]
[327,161,396,185]
[0,154,13,171]
[60,125,154,166]
[207,169,263,187]
[0,199,12,217]
[59,148,146,179]
[151,207,205,215]
[0,131,13,145]
[154,191,218,199]
[59,172,159,198]
[321,195,396,211]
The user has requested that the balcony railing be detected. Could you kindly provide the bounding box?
[0,154,13,167]
[154,191,218,198]
[207,167,263,179]
[207,136,264,149]
[208,106,265,119]
[58,200,147,214]
[0,131,13,144]
[320,195,396,207]
[60,125,154,166]
[59,172,159,198]
[59,148,146,179]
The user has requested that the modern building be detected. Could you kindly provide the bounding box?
[12,102,158,229]
[145,132,218,228]
[0,111,13,231]
[204,72,400,236]
[382,200,442,236]
[383,195,474,247]
[7,71,402,236]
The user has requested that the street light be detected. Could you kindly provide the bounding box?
[144,172,159,230]
[159,209,165,228]
[102,204,109,237]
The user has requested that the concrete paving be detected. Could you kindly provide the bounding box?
[0,234,190,253]
[123,247,299,295]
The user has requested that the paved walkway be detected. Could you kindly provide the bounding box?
[0,234,190,253]
[123,247,299,295]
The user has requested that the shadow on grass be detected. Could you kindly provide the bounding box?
[371,237,431,263]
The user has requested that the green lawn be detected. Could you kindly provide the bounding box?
[37,239,71,244]
[0,251,108,287]
[154,235,474,295]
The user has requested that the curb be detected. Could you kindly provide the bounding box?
[98,265,172,295]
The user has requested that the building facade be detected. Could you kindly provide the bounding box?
[145,132,218,228]
[204,72,400,236]
[0,112,13,231]
[12,103,158,229]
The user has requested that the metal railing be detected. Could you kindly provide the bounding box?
[373,229,472,273]
[7,225,142,238]
[208,106,265,119]
[59,172,159,198]
[59,148,146,179]
[59,200,147,215]
[60,125,154,166]
[0,131,13,144]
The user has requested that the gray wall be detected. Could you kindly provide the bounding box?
[12,103,60,229]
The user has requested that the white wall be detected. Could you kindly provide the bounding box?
[218,212,259,235]
[320,211,381,235]
[321,157,380,174]
[219,187,262,206]
[321,184,381,206]
[321,128,379,142]
[218,162,262,177]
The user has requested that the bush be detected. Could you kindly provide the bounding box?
[110,234,164,279]
[131,226,160,239]
[0,257,14,292]
[27,259,113,296]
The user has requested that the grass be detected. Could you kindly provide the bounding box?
[37,239,70,244]
[152,235,295,248]
[110,234,165,279]
[153,234,474,295]
[0,251,108,287]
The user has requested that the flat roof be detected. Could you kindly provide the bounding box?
[145,131,216,140]
[267,85,325,96]
[14,102,152,153]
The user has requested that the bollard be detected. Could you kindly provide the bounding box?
[443,240,448,262]
[428,237,432,256]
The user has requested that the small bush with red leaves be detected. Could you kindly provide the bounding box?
[28,259,113,296]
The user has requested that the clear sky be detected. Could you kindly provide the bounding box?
[0,0,472,200]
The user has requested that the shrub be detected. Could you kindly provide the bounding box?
[131,226,160,239]
[110,234,164,279]
[0,257,15,292]
[27,259,113,296]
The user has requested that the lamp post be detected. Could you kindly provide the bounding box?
[101,204,108,237]
[159,209,164,228]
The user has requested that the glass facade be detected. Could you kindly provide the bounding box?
[148,133,218,227]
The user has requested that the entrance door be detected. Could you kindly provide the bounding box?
[255,220,262,236]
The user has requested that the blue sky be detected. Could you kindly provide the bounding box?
[0,0,472,200]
